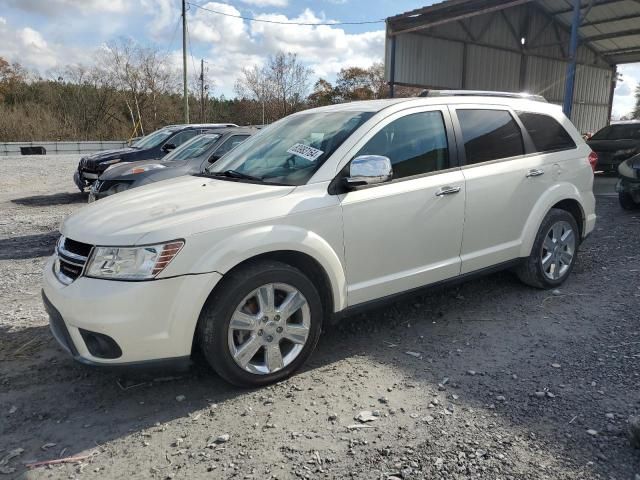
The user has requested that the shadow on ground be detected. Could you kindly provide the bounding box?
[11,192,86,207]
[0,232,58,260]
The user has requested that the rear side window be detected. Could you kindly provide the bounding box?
[517,112,576,152]
[355,111,449,180]
[457,109,524,164]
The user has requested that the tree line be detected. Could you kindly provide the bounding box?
[0,39,420,142]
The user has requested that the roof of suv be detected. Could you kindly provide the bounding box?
[304,94,557,114]
[164,123,238,129]
[201,127,257,136]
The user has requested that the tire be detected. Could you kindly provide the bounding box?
[619,191,638,210]
[197,260,324,387]
[517,208,579,289]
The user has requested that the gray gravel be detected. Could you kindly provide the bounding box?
[1,155,639,479]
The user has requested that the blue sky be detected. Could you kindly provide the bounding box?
[0,0,637,119]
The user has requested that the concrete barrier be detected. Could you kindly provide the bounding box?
[0,141,127,156]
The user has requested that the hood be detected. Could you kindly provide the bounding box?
[587,139,639,152]
[62,175,295,245]
[84,147,138,161]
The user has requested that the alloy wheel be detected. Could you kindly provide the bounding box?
[227,283,311,375]
[540,220,576,281]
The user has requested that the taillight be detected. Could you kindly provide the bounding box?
[588,151,598,172]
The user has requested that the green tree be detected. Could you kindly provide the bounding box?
[308,78,337,107]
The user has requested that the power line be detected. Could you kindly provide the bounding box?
[186,16,198,80]
[164,14,182,57]
[186,2,385,26]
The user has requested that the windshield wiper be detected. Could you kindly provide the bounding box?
[209,169,264,182]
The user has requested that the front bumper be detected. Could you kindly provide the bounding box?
[42,256,221,366]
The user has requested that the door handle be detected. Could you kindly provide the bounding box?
[435,186,461,197]
[526,169,545,178]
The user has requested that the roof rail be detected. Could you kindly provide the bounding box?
[419,90,547,102]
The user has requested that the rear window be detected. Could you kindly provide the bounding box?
[517,111,576,152]
[457,109,524,164]
[591,124,640,141]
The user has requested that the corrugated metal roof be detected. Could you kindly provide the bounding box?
[388,0,640,64]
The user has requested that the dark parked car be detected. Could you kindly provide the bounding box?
[587,121,640,173]
[88,127,255,201]
[74,123,237,191]
[616,153,640,210]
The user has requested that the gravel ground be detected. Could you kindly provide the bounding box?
[1,155,639,480]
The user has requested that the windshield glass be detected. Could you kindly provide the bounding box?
[206,111,374,185]
[163,134,221,161]
[591,124,640,141]
[132,128,175,149]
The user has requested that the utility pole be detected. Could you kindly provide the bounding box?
[200,58,205,122]
[182,0,189,124]
[562,0,580,119]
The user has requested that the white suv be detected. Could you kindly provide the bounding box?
[43,93,597,386]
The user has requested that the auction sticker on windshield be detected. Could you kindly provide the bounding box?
[286,143,324,162]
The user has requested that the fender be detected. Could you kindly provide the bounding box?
[519,182,585,258]
[188,224,348,312]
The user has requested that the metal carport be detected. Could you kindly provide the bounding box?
[385,0,640,133]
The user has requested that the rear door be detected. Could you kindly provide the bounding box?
[451,105,556,274]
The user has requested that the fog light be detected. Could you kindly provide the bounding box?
[79,329,122,359]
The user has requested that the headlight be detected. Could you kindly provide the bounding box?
[85,241,184,280]
[124,164,166,175]
[614,148,637,157]
[104,182,131,195]
[101,158,122,166]
[618,160,638,179]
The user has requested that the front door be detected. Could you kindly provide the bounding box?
[340,108,466,306]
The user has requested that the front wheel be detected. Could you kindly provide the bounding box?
[197,260,323,387]
[517,209,579,289]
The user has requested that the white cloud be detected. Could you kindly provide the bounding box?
[240,0,289,7]
[0,22,58,69]
[612,64,640,119]
[3,0,130,16]
[140,0,177,40]
[0,3,386,97]
[185,7,384,94]
[0,18,93,72]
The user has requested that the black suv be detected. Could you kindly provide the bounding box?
[74,123,237,190]
[587,121,640,173]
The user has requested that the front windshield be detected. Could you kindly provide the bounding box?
[132,128,175,149]
[591,124,640,141]
[207,111,374,185]
[163,133,221,161]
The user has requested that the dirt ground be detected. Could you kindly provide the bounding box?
[0,155,639,480]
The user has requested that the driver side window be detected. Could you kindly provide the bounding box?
[355,111,450,180]
[167,130,198,148]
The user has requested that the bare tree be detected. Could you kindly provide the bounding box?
[100,38,177,135]
[235,52,312,122]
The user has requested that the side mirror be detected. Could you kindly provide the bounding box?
[345,155,393,188]
[162,143,176,152]
[208,154,221,164]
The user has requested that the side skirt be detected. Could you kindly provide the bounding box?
[331,259,522,323]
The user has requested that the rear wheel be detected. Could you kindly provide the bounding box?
[517,209,579,289]
[197,260,323,387]
[619,191,639,210]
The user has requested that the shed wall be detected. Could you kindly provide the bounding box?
[386,3,614,133]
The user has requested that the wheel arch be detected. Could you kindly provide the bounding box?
[520,184,586,258]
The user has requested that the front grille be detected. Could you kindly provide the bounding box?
[55,236,93,285]
[64,237,93,257]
